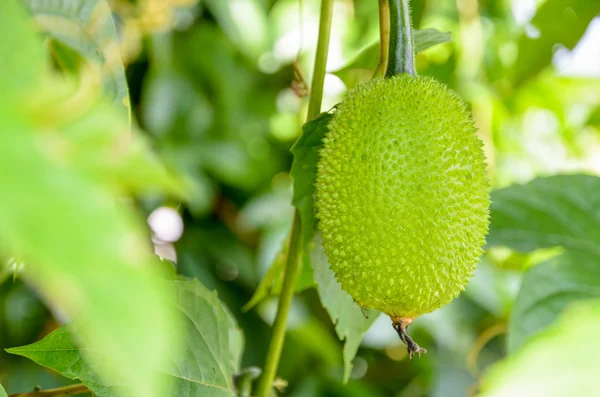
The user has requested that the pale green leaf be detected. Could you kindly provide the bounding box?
[505,251,600,351]
[488,174,600,350]
[479,299,600,397]
[21,0,130,114]
[333,29,452,88]
[7,279,244,397]
[0,0,44,99]
[0,9,183,394]
[0,110,178,397]
[57,99,186,197]
[309,237,379,383]
[0,384,6,397]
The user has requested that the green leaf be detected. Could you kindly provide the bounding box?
[0,384,6,397]
[479,299,600,397]
[21,0,130,114]
[412,29,453,53]
[507,251,600,352]
[333,29,452,88]
[168,279,244,394]
[0,0,44,99]
[488,174,600,350]
[290,112,334,249]
[512,0,600,86]
[309,237,379,383]
[488,174,600,256]
[7,279,244,397]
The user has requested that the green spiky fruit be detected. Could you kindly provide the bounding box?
[315,75,490,320]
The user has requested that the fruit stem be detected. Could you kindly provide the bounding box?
[256,1,334,396]
[392,318,427,359]
[385,0,416,77]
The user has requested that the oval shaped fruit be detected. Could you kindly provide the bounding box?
[315,74,490,320]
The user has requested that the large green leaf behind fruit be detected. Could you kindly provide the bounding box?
[483,174,600,394]
[488,174,600,350]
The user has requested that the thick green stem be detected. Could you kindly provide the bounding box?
[385,0,416,77]
[256,1,334,395]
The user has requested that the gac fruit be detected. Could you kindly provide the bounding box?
[315,75,490,329]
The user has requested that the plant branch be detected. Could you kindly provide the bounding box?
[306,0,335,120]
[255,215,302,397]
[255,1,334,396]
[9,384,89,397]
[385,0,416,77]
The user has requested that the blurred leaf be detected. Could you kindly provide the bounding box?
[512,0,600,86]
[56,98,186,197]
[0,384,6,397]
[141,69,213,139]
[413,29,453,53]
[479,299,600,397]
[8,279,244,397]
[0,6,185,394]
[488,174,600,255]
[488,174,600,350]
[0,113,178,397]
[309,237,379,384]
[507,251,600,352]
[0,0,44,99]
[333,29,452,88]
[290,112,334,249]
[587,106,600,127]
[21,0,130,114]
[203,0,268,60]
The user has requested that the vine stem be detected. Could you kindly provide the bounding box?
[306,0,335,121]
[255,0,334,396]
[385,0,416,77]
[8,384,89,397]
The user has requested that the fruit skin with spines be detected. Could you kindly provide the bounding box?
[315,74,490,320]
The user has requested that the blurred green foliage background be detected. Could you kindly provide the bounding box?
[1,0,600,396]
